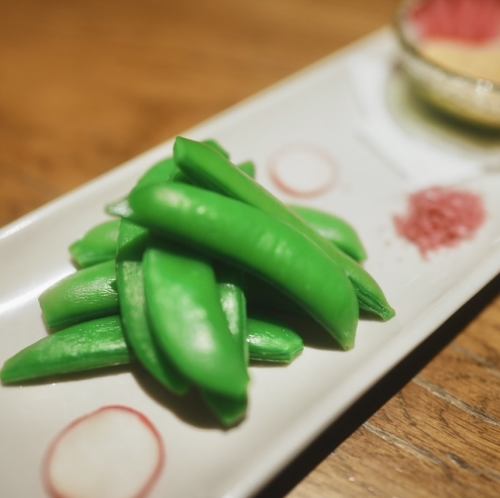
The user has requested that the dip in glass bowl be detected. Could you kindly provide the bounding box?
[395,0,500,128]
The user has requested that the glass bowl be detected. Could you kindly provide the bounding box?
[394,0,500,129]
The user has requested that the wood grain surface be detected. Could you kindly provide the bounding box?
[1,1,499,497]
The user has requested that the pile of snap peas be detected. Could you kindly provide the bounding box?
[0,137,394,426]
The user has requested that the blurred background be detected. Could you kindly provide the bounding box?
[0,0,398,225]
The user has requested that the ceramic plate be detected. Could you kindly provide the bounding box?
[1,30,499,498]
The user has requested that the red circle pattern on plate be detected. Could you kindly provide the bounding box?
[268,143,337,199]
[42,405,165,498]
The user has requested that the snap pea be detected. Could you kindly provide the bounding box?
[127,182,359,350]
[143,246,249,398]
[0,316,129,384]
[73,203,364,270]
[69,220,120,268]
[247,318,303,363]
[173,137,394,320]
[39,260,119,330]
[1,315,301,386]
[116,220,189,395]
[291,205,367,262]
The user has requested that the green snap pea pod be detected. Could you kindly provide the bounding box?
[291,205,367,262]
[173,137,394,320]
[69,220,120,268]
[1,315,302,386]
[127,183,358,350]
[116,220,189,395]
[247,318,303,363]
[0,316,129,385]
[143,246,249,398]
[39,260,119,330]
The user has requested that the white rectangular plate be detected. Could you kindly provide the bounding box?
[1,30,499,498]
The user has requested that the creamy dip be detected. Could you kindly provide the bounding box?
[421,41,500,83]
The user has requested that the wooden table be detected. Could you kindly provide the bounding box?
[1,1,498,496]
